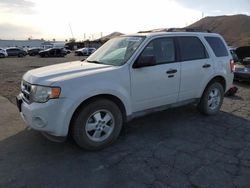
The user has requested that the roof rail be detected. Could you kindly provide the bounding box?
[137,28,212,34]
[138,30,153,33]
[138,28,168,33]
[167,28,212,33]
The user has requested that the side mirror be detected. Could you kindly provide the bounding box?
[133,55,156,68]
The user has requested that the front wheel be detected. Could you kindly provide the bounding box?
[71,99,123,150]
[198,82,224,115]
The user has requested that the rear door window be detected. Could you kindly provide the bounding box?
[205,36,228,57]
[177,36,208,61]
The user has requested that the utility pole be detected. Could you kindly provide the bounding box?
[69,23,74,39]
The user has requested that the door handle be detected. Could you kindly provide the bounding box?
[166,69,177,74]
[202,64,211,68]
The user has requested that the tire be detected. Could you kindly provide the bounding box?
[198,82,224,115]
[18,53,23,58]
[0,54,4,58]
[71,99,123,150]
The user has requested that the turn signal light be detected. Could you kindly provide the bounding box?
[51,87,61,98]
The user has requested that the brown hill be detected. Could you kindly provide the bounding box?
[187,14,250,47]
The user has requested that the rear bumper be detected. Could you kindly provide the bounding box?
[234,72,250,81]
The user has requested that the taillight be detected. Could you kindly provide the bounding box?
[230,59,235,72]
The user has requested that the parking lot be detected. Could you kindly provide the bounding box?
[0,55,250,188]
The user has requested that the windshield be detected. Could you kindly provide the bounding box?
[86,36,145,66]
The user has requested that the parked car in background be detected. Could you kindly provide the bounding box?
[234,46,250,81]
[75,47,96,56]
[64,48,72,54]
[6,47,27,57]
[28,47,44,56]
[0,48,8,58]
[39,48,68,57]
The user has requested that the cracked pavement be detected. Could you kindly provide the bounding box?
[0,57,250,188]
[1,85,250,188]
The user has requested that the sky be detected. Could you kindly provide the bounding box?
[0,0,249,41]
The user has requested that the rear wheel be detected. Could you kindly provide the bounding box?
[198,82,224,115]
[71,99,123,150]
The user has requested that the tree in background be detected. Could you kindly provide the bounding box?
[69,38,76,43]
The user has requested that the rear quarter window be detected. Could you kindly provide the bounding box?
[205,36,229,57]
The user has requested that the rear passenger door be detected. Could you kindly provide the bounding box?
[177,36,214,101]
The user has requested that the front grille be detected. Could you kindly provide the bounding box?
[21,81,32,103]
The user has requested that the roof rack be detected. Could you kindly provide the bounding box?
[137,28,168,33]
[137,28,211,33]
[167,28,211,33]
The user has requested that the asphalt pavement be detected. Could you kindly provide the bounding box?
[0,86,250,188]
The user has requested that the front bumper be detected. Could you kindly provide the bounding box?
[16,93,72,137]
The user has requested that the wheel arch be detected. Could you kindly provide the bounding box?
[201,75,226,98]
[207,75,226,91]
[68,94,127,135]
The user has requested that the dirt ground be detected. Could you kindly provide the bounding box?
[0,54,84,103]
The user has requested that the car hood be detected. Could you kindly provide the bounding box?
[235,46,250,60]
[23,61,115,85]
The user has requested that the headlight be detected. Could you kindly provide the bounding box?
[31,85,61,103]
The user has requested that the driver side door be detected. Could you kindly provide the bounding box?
[130,37,181,112]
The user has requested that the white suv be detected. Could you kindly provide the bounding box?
[17,31,234,150]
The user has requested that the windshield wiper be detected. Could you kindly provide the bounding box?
[86,60,103,64]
